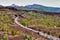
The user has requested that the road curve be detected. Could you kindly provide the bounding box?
[14,16,60,40]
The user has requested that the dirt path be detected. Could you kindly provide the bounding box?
[14,16,60,40]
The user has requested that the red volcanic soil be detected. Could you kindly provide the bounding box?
[8,25,48,40]
[29,25,60,37]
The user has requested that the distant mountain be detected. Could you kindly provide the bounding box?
[20,4,60,13]
[0,5,4,8]
[6,4,60,13]
[6,4,21,9]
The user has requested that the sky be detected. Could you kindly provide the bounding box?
[0,0,60,7]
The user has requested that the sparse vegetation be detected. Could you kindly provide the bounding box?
[19,12,60,28]
[0,7,60,40]
[19,12,60,37]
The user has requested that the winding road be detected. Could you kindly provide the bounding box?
[14,16,60,40]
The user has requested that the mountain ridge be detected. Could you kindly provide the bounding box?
[1,4,60,13]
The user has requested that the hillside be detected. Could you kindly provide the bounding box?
[19,10,60,38]
[0,7,48,40]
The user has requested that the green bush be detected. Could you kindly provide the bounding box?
[10,29,17,36]
[36,28,41,31]
[3,35,9,40]
[28,35,32,40]
[0,37,2,40]
[24,34,27,40]
[2,27,7,32]
[24,34,32,40]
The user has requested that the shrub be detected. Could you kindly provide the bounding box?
[2,27,7,32]
[1,24,8,32]
[58,34,60,38]
[43,31,47,33]
[28,35,32,40]
[47,31,51,35]
[10,29,17,36]
[16,31,20,35]
[3,35,8,40]
[0,37,2,40]
[59,36,60,38]
[24,34,27,40]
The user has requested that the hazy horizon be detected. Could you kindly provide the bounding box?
[0,0,60,7]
